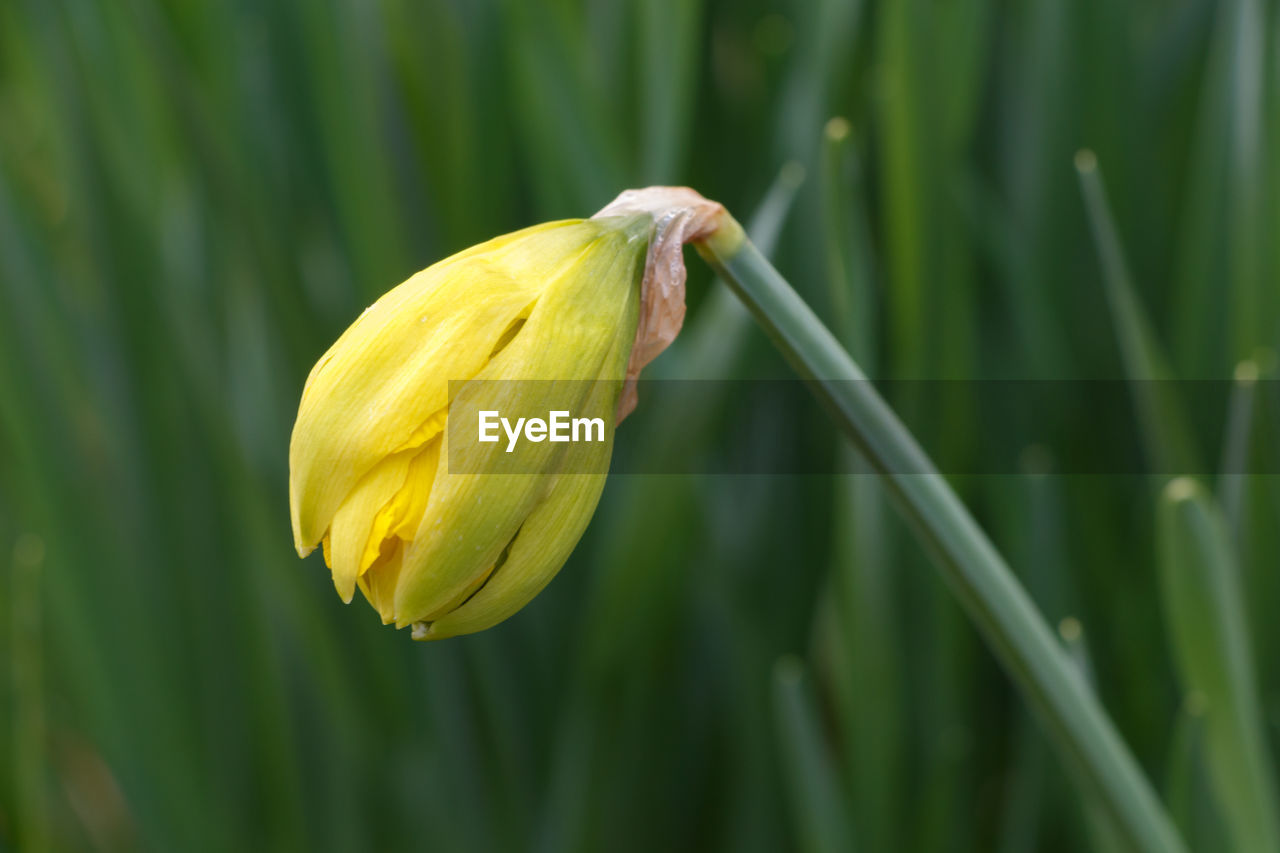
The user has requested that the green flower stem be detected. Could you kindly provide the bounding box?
[695,217,1187,853]
[1158,479,1280,853]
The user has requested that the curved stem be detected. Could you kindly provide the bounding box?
[695,218,1187,853]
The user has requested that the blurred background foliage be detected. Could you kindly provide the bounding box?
[1,0,1278,850]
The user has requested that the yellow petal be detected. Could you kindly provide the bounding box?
[334,437,444,609]
[388,437,443,540]
[326,452,413,603]
[391,225,644,624]
[418,354,620,639]
[357,543,404,625]
[392,465,553,626]
[420,466,610,640]
[289,220,609,555]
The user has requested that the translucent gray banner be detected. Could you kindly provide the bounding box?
[446,379,1280,475]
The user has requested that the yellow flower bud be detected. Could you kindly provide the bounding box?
[289,187,725,639]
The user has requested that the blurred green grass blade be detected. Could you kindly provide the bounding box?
[776,0,865,162]
[1221,0,1269,360]
[287,0,409,292]
[1075,149,1169,385]
[930,0,986,406]
[1163,695,1201,839]
[1273,35,1280,360]
[819,118,875,360]
[875,0,931,378]
[817,117,902,852]
[713,606,789,853]
[819,119,857,352]
[902,0,988,812]
[1157,478,1280,853]
[635,0,700,182]
[1057,618,1127,853]
[1006,449,1075,621]
[880,0,984,420]
[534,693,594,853]
[1217,357,1262,533]
[1164,694,1230,851]
[995,452,1070,853]
[1172,8,1228,376]
[1237,351,1280,719]
[501,0,625,212]
[772,658,856,853]
[999,0,1070,360]
[382,0,492,249]
[952,170,1067,376]
[0,95,225,853]
[1057,618,1092,686]
[933,0,990,152]
[1076,151,1200,476]
[995,712,1047,853]
[819,468,904,853]
[677,161,807,381]
[11,535,49,853]
[465,634,538,844]
[699,227,1188,853]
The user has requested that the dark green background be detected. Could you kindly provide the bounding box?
[1,0,1277,850]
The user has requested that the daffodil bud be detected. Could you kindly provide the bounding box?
[289,187,725,639]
